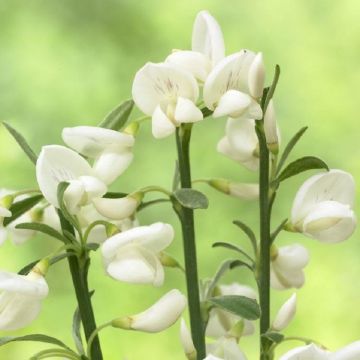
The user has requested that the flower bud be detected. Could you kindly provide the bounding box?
[208,179,259,200]
[228,319,245,340]
[264,100,279,154]
[248,52,265,99]
[180,319,197,360]
[272,293,297,331]
[112,289,186,333]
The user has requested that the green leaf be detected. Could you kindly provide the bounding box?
[173,188,209,209]
[276,126,308,175]
[275,156,329,184]
[103,191,127,199]
[271,218,288,244]
[261,331,284,344]
[15,222,67,243]
[3,195,43,226]
[98,99,134,130]
[0,334,72,350]
[232,220,257,253]
[172,160,180,191]
[264,65,280,111]
[212,242,255,264]
[208,295,261,320]
[3,122,38,164]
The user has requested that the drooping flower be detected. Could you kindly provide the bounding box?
[279,343,329,360]
[217,118,259,171]
[206,283,256,338]
[290,170,356,243]
[166,10,225,82]
[204,50,264,119]
[272,293,297,331]
[36,145,107,215]
[62,126,135,185]
[206,179,259,200]
[270,244,309,290]
[101,222,174,286]
[132,62,203,139]
[0,260,49,331]
[112,289,186,333]
[207,337,247,360]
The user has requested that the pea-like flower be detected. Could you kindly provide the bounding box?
[272,293,297,331]
[101,222,174,286]
[204,50,264,119]
[166,10,225,82]
[206,283,256,338]
[270,244,309,290]
[36,145,107,214]
[132,62,203,139]
[62,126,135,185]
[290,170,357,243]
[180,318,197,360]
[217,118,259,171]
[112,289,186,333]
[207,337,247,360]
[0,261,49,331]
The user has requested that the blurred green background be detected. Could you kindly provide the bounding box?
[0,0,359,359]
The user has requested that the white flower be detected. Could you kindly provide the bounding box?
[132,62,203,139]
[332,341,360,360]
[271,244,309,290]
[206,283,256,338]
[101,222,174,286]
[207,179,259,200]
[290,170,357,243]
[0,266,49,331]
[204,357,223,360]
[112,289,186,333]
[62,126,135,185]
[36,145,107,214]
[264,100,280,154]
[207,337,247,360]
[280,343,329,360]
[180,319,196,360]
[204,51,264,119]
[217,118,259,171]
[272,293,297,331]
[166,10,224,82]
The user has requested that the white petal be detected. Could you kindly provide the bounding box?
[272,293,297,331]
[152,105,176,139]
[192,10,225,66]
[248,52,265,98]
[0,207,11,218]
[131,289,187,332]
[174,97,203,124]
[219,283,257,299]
[203,356,223,360]
[208,337,247,360]
[204,51,256,110]
[0,229,7,246]
[62,126,134,157]
[0,293,42,331]
[36,145,93,208]
[275,244,310,271]
[291,170,355,225]
[229,183,259,200]
[166,50,211,82]
[79,176,107,201]
[271,267,305,290]
[93,196,138,220]
[106,246,164,286]
[302,201,357,243]
[8,213,35,245]
[264,100,278,145]
[332,341,360,360]
[93,150,133,185]
[180,319,196,357]
[213,90,252,118]
[132,62,199,115]
[63,180,85,214]
[102,222,174,259]
[279,344,329,360]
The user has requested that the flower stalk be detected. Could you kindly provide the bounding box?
[175,124,206,360]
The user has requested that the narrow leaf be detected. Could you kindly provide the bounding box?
[275,156,329,183]
[72,308,85,355]
[0,334,72,350]
[15,223,67,243]
[103,191,127,199]
[276,126,308,175]
[3,195,43,226]
[98,99,134,130]
[232,220,257,253]
[3,122,38,164]
[262,331,284,344]
[173,188,209,209]
[270,218,288,244]
[212,242,255,264]
[208,295,261,320]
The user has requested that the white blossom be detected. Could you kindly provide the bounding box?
[207,337,247,360]
[272,293,297,331]
[180,319,196,360]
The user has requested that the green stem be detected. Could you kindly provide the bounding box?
[174,125,206,360]
[87,322,112,359]
[58,211,103,360]
[256,121,272,360]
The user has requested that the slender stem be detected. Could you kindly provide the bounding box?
[256,121,272,360]
[174,125,206,360]
[87,322,112,359]
[58,211,103,360]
